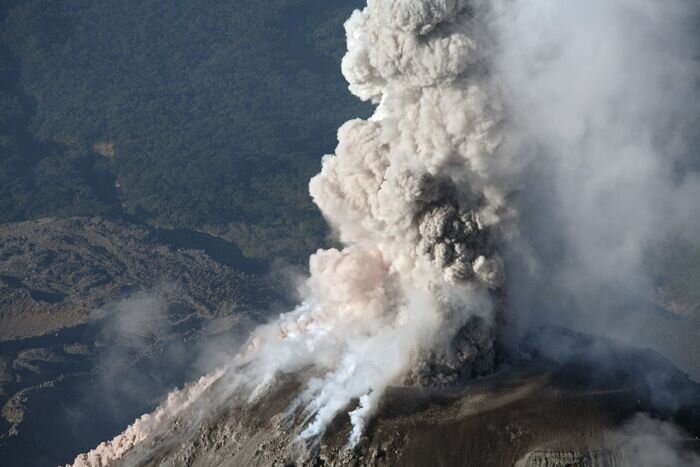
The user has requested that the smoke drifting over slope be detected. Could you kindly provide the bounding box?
[72,0,700,465]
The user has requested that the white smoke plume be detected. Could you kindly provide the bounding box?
[70,0,700,464]
[610,414,700,467]
[482,0,700,348]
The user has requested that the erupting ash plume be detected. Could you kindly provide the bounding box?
[72,1,507,464]
[72,0,700,464]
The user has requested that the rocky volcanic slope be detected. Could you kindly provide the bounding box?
[0,217,279,466]
[108,328,700,467]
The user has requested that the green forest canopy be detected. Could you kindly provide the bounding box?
[0,0,369,261]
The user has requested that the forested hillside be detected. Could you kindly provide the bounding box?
[0,0,369,260]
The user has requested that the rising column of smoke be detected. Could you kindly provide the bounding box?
[71,0,509,464]
[250,0,508,442]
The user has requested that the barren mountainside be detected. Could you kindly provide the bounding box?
[106,328,700,467]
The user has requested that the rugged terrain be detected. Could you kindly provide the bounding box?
[0,217,280,466]
[0,216,273,340]
[106,327,700,467]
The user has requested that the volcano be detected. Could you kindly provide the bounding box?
[73,326,700,467]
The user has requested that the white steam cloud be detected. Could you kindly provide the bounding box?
[484,0,700,343]
[71,0,700,464]
[611,414,700,467]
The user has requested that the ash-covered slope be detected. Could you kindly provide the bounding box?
[91,327,700,467]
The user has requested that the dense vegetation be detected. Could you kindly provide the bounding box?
[0,0,369,260]
[0,44,119,221]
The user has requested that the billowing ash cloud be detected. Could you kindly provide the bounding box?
[72,1,506,464]
[71,0,700,464]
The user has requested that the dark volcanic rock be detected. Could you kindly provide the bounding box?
[0,217,271,340]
